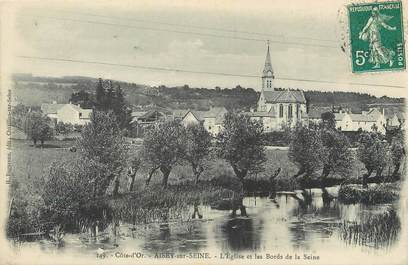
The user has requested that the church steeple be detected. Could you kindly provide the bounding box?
[262,41,274,91]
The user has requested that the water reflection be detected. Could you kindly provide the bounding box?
[218,218,261,251]
[19,189,401,255]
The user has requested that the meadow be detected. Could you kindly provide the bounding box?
[9,139,369,197]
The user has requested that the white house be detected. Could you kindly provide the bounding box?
[41,102,66,120]
[334,108,386,134]
[334,112,353,131]
[57,104,92,125]
[41,102,92,125]
[247,44,308,132]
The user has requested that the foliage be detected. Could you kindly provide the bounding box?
[321,111,336,130]
[216,112,266,181]
[390,130,405,177]
[41,158,109,226]
[55,121,74,135]
[10,103,31,129]
[109,182,235,225]
[94,78,132,129]
[77,111,128,195]
[184,123,212,183]
[23,111,54,146]
[320,129,354,180]
[69,90,94,109]
[288,125,326,177]
[142,120,187,187]
[338,183,400,204]
[263,124,292,146]
[78,111,127,172]
[7,178,45,238]
[357,132,389,187]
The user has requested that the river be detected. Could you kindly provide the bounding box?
[18,187,400,258]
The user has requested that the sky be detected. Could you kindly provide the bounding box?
[4,0,407,97]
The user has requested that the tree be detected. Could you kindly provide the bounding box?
[94,79,131,130]
[288,125,326,178]
[42,158,112,233]
[23,111,53,147]
[142,120,186,188]
[357,132,389,188]
[184,123,212,184]
[320,129,353,187]
[55,121,74,136]
[216,112,266,182]
[11,103,31,129]
[321,111,336,130]
[111,84,131,129]
[69,90,94,109]
[127,155,142,192]
[216,112,265,217]
[95,78,106,110]
[390,130,405,178]
[77,111,128,196]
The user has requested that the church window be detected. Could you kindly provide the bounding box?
[288,104,293,119]
[296,104,300,119]
[279,104,283,118]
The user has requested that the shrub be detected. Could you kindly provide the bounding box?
[338,185,363,204]
[338,183,399,204]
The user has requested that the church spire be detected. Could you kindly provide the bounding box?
[262,41,274,90]
[263,40,274,78]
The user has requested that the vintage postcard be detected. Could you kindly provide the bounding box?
[0,0,407,265]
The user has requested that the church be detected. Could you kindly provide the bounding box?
[247,44,308,132]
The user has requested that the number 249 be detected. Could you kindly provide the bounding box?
[355,51,369,66]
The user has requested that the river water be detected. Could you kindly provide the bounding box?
[20,188,400,258]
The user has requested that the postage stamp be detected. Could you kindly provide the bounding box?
[348,1,405,73]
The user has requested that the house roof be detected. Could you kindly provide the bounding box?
[263,90,306,104]
[185,107,228,124]
[349,113,378,122]
[171,109,190,119]
[41,103,65,114]
[139,110,165,119]
[62,104,92,119]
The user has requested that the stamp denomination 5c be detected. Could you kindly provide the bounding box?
[348,1,405,73]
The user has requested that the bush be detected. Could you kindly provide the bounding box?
[338,185,363,204]
[338,183,399,204]
[263,131,290,146]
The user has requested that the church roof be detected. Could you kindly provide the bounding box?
[262,43,274,77]
[263,90,306,104]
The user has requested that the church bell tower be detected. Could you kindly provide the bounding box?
[262,41,274,91]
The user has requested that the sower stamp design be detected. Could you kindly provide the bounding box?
[348,1,405,73]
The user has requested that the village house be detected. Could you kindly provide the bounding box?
[247,44,308,132]
[41,102,92,125]
[181,107,228,135]
[334,108,386,134]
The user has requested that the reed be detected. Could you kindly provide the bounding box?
[340,207,400,249]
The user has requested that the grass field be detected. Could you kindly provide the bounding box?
[9,139,370,196]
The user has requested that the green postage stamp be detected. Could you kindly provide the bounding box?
[348,1,405,73]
